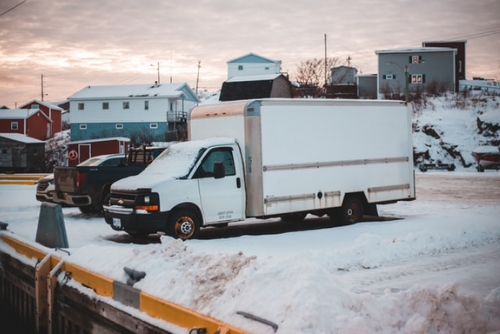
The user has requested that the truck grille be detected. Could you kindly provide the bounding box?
[37,181,49,191]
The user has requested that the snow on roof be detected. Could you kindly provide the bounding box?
[19,99,64,111]
[68,137,131,145]
[0,133,45,143]
[226,73,282,83]
[0,108,40,119]
[375,47,457,54]
[112,137,236,190]
[68,83,189,100]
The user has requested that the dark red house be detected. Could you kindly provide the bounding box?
[19,100,63,137]
[0,108,53,141]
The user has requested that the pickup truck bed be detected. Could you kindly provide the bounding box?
[54,147,165,214]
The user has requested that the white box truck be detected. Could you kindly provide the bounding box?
[104,98,415,239]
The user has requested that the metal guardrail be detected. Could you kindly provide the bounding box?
[0,233,250,334]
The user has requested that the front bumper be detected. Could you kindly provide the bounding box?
[104,205,169,233]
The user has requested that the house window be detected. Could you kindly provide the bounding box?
[238,65,244,70]
[150,123,158,129]
[411,74,425,84]
[31,104,39,109]
[383,74,395,80]
[123,102,130,109]
[11,122,18,130]
[78,103,84,110]
[410,55,422,64]
[145,101,149,110]
[103,102,109,110]
[115,124,123,129]
[33,148,38,156]
[79,124,87,130]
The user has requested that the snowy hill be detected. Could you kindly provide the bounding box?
[412,82,499,169]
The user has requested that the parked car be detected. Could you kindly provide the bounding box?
[36,173,55,203]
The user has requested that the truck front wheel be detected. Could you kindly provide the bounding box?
[168,210,200,240]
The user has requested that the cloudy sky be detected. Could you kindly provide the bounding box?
[1,0,499,108]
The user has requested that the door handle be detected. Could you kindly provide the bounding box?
[236,177,241,188]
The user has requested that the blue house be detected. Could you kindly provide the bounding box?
[68,83,199,142]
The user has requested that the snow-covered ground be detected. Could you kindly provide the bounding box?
[1,171,499,334]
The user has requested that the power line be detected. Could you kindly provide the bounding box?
[0,0,27,17]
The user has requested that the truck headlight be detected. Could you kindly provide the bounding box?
[144,196,150,204]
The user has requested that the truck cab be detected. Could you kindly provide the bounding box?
[104,138,246,239]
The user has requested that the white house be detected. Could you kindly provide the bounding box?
[226,53,281,79]
[68,83,199,142]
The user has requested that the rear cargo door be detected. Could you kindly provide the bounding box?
[195,147,245,224]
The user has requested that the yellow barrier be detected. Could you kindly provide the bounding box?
[0,233,250,334]
[0,174,48,180]
[0,180,37,185]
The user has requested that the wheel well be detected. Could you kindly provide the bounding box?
[343,192,367,206]
[171,203,203,223]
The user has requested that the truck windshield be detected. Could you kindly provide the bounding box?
[142,141,205,179]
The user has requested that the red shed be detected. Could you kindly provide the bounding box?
[67,137,130,166]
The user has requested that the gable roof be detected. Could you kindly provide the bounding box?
[375,47,457,55]
[19,99,64,111]
[68,83,199,102]
[227,53,280,64]
[225,74,282,83]
[0,109,52,122]
[0,133,45,143]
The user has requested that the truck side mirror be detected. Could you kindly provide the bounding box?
[213,161,225,179]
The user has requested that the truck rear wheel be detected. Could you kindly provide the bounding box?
[168,209,200,240]
[338,197,364,224]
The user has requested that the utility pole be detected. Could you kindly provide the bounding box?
[195,60,201,95]
[324,33,328,87]
[41,74,44,101]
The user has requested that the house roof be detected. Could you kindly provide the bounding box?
[225,74,282,83]
[68,83,199,102]
[227,53,280,65]
[0,109,52,122]
[0,133,45,143]
[68,137,131,145]
[375,47,457,55]
[19,99,64,111]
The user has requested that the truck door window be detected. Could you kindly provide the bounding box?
[194,148,235,178]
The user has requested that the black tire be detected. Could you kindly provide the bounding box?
[281,212,307,223]
[168,209,201,240]
[338,197,364,224]
[79,205,97,214]
[99,192,111,215]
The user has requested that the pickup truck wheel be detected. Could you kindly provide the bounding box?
[339,197,364,224]
[168,210,200,240]
[79,205,96,214]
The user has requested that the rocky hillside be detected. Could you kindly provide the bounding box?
[412,87,499,170]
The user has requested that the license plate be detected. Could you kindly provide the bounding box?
[112,218,121,228]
